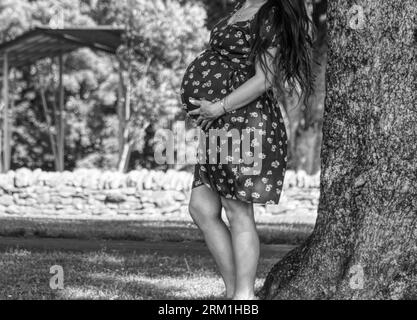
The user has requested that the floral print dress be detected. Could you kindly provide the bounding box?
[180,0,288,205]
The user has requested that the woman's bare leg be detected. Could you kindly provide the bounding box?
[221,198,259,300]
[189,185,235,298]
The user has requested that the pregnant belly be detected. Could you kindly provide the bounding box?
[180,51,241,117]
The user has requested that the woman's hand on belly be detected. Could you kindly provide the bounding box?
[188,98,225,131]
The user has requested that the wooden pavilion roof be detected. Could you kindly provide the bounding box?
[0,27,124,72]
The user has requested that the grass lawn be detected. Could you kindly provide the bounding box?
[0,216,312,299]
[0,247,286,300]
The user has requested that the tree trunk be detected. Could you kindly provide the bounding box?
[2,52,11,173]
[118,141,133,173]
[117,65,132,173]
[40,88,60,171]
[261,0,416,300]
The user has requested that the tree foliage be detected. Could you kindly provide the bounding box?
[1,0,326,172]
[110,0,208,171]
[0,0,208,170]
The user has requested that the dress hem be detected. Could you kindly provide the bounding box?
[191,182,283,206]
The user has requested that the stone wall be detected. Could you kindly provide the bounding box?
[0,168,320,218]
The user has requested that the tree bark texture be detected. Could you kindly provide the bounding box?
[262,0,416,300]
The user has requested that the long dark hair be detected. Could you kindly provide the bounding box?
[249,0,314,106]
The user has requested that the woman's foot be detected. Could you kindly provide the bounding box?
[232,294,259,300]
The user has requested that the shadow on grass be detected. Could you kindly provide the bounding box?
[61,277,189,300]
[0,217,314,245]
[0,249,232,300]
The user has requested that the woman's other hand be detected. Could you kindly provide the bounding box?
[188,98,224,131]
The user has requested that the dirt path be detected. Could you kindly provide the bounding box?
[0,237,295,259]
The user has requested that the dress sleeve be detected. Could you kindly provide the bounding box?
[260,7,279,48]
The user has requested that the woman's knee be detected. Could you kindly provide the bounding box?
[189,200,221,230]
[188,200,203,222]
[222,199,254,227]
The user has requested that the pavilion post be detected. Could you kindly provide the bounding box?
[58,52,64,172]
[2,52,10,173]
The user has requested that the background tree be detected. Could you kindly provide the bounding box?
[0,0,209,171]
[0,0,110,170]
[181,0,235,29]
[262,0,416,299]
[110,0,208,172]
[1,0,329,173]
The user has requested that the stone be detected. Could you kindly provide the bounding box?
[5,205,19,215]
[97,171,112,190]
[61,197,73,205]
[81,172,100,189]
[32,168,43,183]
[161,203,181,214]
[105,192,126,204]
[50,196,61,204]
[106,203,119,210]
[108,172,126,189]
[143,171,156,190]
[60,171,75,185]
[0,168,319,220]
[46,172,65,187]
[124,188,137,196]
[15,199,28,206]
[87,197,101,206]
[34,186,50,194]
[117,210,133,216]
[0,195,14,206]
[41,209,58,216]
[126,170,141,188]
[14,168,33,187]
[93,193,106,201]
[265,205,283,215]
[0,172,15,191]
[0,183,12,193]
[74,202,84,211]
[142,203,156,209]
[61,208,81,216]
[135,169,149,191]
[22,207,40,216]
[172,191,187,202]
[37,193,51,204]
[126,195,141,202]
[58,186,78,198]
[39,204,55,210]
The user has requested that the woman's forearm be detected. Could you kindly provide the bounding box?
[188,53,277,127]
[223,74,272,113]
[222,47,277,113]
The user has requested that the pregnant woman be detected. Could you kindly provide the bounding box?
[180,0,313,300]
